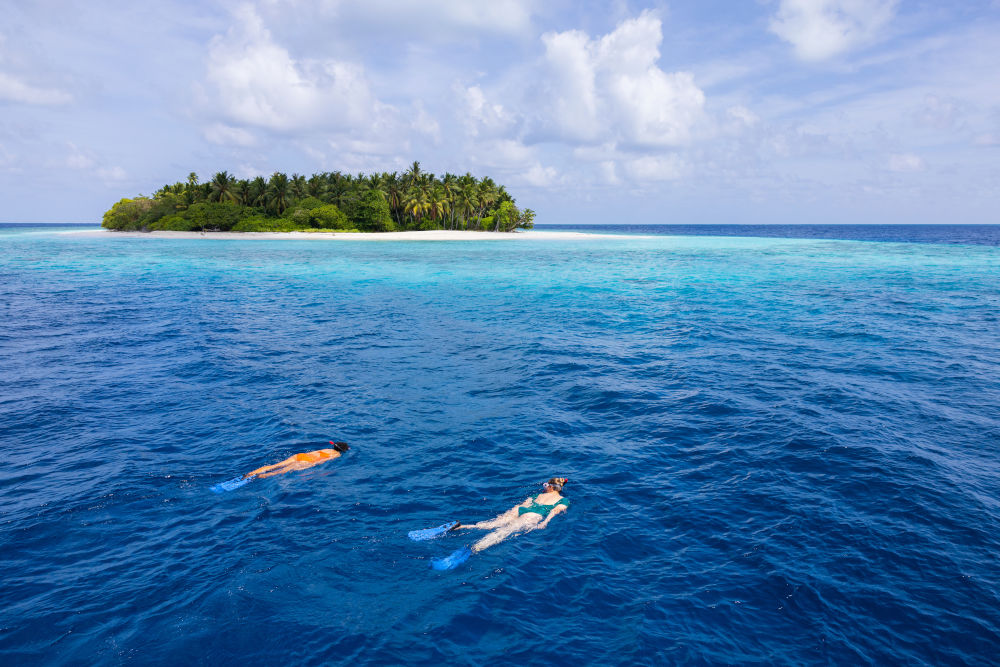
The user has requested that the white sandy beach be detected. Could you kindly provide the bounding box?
[65,229,607,241]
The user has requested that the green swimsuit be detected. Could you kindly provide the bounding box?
[518,496,570,517]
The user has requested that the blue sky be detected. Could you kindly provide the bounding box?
[2,0,998,224]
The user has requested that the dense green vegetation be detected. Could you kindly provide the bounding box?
[102,162,535,233]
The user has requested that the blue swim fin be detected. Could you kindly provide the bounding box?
[431,547,471,571]
[408,521,460,541]
[211,475,254,494]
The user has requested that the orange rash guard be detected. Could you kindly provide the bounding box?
[294,450,336,463]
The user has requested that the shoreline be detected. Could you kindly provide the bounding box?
[62,229,614,241]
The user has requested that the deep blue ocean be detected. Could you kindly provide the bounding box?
[2,224,999,665]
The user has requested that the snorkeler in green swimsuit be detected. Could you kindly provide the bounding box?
[455,477,570,553]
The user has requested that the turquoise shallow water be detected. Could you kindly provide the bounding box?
[2,226,999,665]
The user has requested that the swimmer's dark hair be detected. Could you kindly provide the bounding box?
[330,441,349,453]
[547,477,568,492]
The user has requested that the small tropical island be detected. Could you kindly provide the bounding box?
[102,162,535,234]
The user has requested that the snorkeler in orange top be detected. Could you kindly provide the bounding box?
[244,441,349,479]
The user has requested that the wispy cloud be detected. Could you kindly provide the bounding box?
[887,153,924,172]
[0,72,71,105]
[770,0,899,61]
[203,123,257,147]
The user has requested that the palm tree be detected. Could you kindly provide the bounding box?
[290,173,308,200]
[441,173,457,229]
[249,176,268,208]
[455,182,478,230]
[404,160,422,188]
[496,184,511,204]
[364,173,388,201]
[235,179,251,206]
[209,171,237,203]
[385,172,403,225]
[184,172,199,205]
[477,177,498,220]
[307,174,327,199]
[429,185,448,224]
[266,172,290,215]
[403,187,429,225]
[326,172,350,208]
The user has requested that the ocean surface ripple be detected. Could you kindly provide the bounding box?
[2,226,999,665]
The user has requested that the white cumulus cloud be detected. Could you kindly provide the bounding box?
[535,11,706,147]
[770,0,898,61]
[538,29,600,142]
[460,85,513,138]
[203,5,389,133]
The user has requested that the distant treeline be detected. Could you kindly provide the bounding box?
[101,162,535,234]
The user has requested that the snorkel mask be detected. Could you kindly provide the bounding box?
[545,477,568,490]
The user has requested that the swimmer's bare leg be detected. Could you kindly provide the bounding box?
[462,517,506,530]
[256,461,309,479]
[471,515,541,552]
[245,454,299,478]
[458,503,530,530]
[460,513,516,531]
[245,463,282,478]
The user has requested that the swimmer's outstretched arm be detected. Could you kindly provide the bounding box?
[535,503,567,529]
